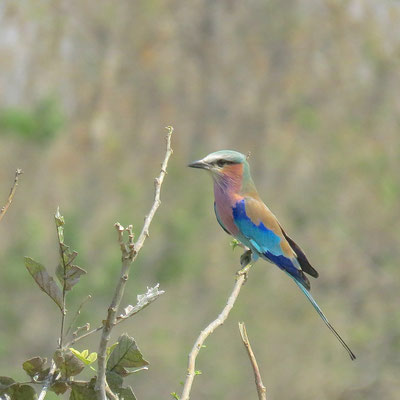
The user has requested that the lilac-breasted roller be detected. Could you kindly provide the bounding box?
[189,150,356,360]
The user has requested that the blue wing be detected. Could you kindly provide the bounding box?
[232,198,310,289]
[232,198,356,359]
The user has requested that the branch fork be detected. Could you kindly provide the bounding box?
[179,262,253,400]
[95,126,173,400]
[238,322,267,400]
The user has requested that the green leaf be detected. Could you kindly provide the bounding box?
[69,382,96,400]
[22,357,49,380]
[54,349,85,378]
[106,371,123,392]
[86,352,97,363]
[230,239,240,251]
[55,207,65,243]
[56,263,86,291]
[60,243,78,266]
[24,257,63,311]
[54,209,86,291]
[0,379,37,400]
[50,381,69,395]
[8,384,37,400]
[106,343,118,360]
[69,348,97,367]
[117,386,137,400]
[0,376,15,392]
[106,334,149,376]
[171,392,180,400]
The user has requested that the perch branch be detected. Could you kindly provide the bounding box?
[0,169,23,222]
[180,263,253,400]
[95,127,173,400]
[238,322,267,400]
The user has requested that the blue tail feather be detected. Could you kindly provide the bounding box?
[292,276,330,325]
[289,274,356,360]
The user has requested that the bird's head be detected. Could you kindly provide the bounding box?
[188,150,250,187]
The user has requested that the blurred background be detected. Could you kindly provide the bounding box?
[0,0,399,399]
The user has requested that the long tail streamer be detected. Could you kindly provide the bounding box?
[291,276,356,360]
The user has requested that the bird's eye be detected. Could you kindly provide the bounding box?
[216,160,225,167]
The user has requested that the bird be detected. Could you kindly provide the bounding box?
[188,150,356,360]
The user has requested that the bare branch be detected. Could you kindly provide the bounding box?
[64,284,164,348]
[105,382,119,400]
[95,127,173,400]
[65,325,103,349]
[135,126,174,253]
[180,264,252,400]
[0,169,23,223]
[55,209,68,349]
[238,322,267,400]
[65,295,92,337]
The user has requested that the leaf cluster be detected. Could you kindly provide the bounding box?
[24,208,87,313]
[1,209,157,399]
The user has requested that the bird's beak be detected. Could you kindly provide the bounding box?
[188,159,210,170]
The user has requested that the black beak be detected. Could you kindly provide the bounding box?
[188,159,209,170]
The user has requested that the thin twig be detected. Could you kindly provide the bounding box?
[37,361,57,400]
[0,169,23,222]
[65,295,92,337]
[95,127,173,400]
[55,213,68,349]
[238,322,267,400]
[134,126,174,253]
[65,325,103,349]
[180,264,252,400]
[105,382,119,400]
[64,285,164,348]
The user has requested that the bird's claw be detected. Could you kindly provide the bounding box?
[236,262,252,283]
[236,250,253,282]
[240,249,252,268]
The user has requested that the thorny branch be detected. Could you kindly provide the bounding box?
[0,169,23,223]
[238,322,267,400]
[179,262,253,400]
[95,126,173,400]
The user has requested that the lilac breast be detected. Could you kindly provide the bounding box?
[214,182,240,236]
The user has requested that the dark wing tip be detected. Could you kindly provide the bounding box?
[299,271,311,291]
[281,228,319,278]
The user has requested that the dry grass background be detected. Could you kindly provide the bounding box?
[0,1,399,399]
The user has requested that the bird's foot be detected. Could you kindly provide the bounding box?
[236,261,253,283]
[240,249,252,268]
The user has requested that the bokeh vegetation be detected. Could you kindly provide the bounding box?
[0,1,399,399]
